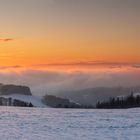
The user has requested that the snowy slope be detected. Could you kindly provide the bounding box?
[1,94,47,107]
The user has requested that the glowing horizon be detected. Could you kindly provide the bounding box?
[0,0,140,71]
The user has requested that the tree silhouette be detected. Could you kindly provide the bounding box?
[96,92,140,109]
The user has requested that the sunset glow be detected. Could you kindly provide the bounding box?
[0,0,140,71]
[0,0,140,95]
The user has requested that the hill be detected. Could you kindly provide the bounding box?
[0,84,32,95]
[55,86,140,106]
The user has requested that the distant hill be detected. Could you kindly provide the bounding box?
[43,95,81,108]
[0,84,32,95]
[0,84,47,107]
[54,86,140,106]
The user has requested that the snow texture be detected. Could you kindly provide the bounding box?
[0,107,140,140]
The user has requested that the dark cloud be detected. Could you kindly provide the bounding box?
[0,38,14,42]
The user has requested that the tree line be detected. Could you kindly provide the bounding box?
[96,92,140,109]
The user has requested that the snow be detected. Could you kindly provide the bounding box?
[1,94,47,107]
[0,107,140,140]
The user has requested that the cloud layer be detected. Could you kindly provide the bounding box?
[0,66,139,96]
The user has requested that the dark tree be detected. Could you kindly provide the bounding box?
[96,92,140,109]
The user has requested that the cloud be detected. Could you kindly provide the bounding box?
[0,62,140,96]
[0,65,21,70]
[0,38,14,42]
[32,61,140,69]
[0,67,139,96]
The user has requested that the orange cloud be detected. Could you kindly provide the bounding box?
[32,61,140,68]
[0,65,21,70]
[0,38,14,42]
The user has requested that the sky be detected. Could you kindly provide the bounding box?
[0,0,140,94]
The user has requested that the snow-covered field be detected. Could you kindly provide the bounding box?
[0,107,140,140]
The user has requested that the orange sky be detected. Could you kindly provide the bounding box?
[0,0,140,70]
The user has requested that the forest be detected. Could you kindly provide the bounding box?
[96,93,140,109]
